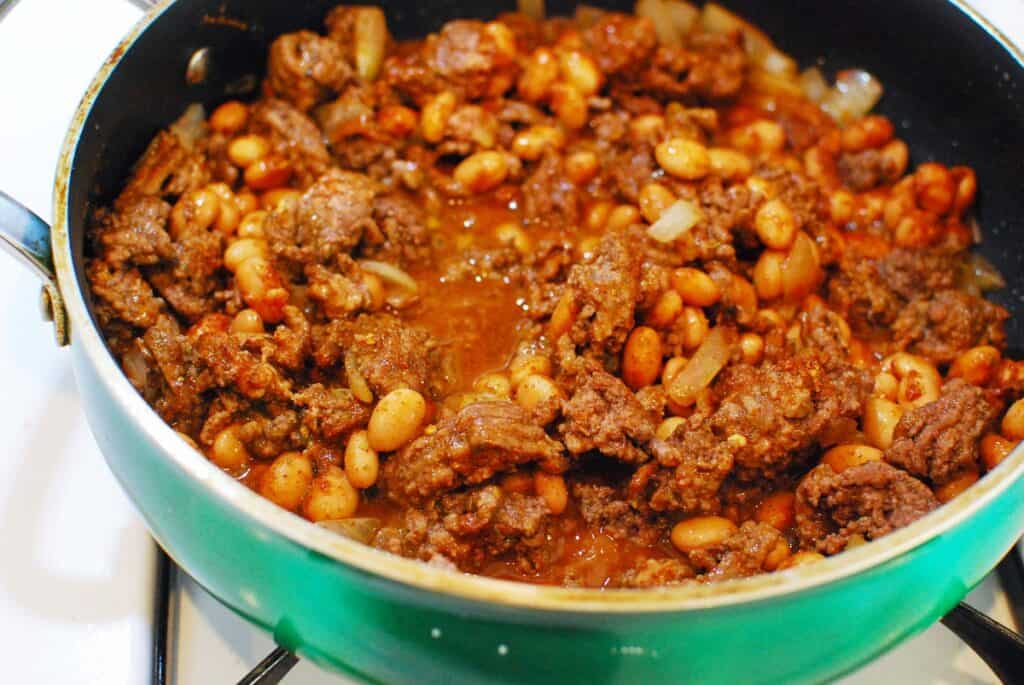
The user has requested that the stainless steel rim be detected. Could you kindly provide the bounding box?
[48,0,1024,614]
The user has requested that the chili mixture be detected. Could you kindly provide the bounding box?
[86,2,1024,587]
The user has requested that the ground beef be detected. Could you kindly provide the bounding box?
[712,353,872,479]
[573,482,665,545]
[582,13,658,77]
[641,33,746,102]
[886,379,1001,484]
[265,168,378,267]
[381,401,566,503]
[235,405,304,460]
[343,313,441,397]
[374,484,550,573]
[565,232,640,358]
[688,521,786,581]
[266,31,353,112]
[893,290,1008,364]
[145,207,225,322]
[837,149,902,192]
[118,130,210,205]
[361,192,432,266]
[139,315,207,427]
[796,461,939,555]
[521,152,580,226]
[93,197,173,268]
[87,262,164,329]
[384,20,517,103]
[293,383,371,442]
[609,144,656,203]
[248,99,332,187]
[828,247,960,336]
[559,370,655,463]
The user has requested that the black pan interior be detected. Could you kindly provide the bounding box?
[69,0,1024,351]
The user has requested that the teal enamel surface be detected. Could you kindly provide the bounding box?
[71,333,1024,684]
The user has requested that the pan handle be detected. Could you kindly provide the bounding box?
[0,191,69,346]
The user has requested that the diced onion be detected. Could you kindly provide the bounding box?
[667,326,733,405]
[647,199,704,243]
[518,0,545,20]
[959,253,1006,295]
[353,7,387,82]
[170,103,207,149]
[799,67,829,104]
[748,69,802,97]
[317,518,382,544]
[781,232,822,300]
[358,260,419,307]
[347,364,374,403]
[822,69,883,125]
[637,0,699,47]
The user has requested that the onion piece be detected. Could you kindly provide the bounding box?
[347,364,374,403]
[517,0,545,20]
[701,3,779,69]
[317,518,382,544]
[637,0,698,47]
[358,259,419,307]
[822,69,883,125]
[170,103,207,150]
[748,69,802,97]
[647,199,704,244]
[637,0,681,46]
[353,7,387,82]
[959,253,1006,295]
[799,67,829,104]
[667,326,734,405]
[781,232,822,300]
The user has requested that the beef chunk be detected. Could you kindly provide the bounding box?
[886,379,1001,484]
[619,558,696,587]
[573,482,665,545]
[712,354,872,479]
[688,521,786,581]
[362,192,432,266]
[384,20,517,103]
[564,232,640,357]
[87,262,163,328]
[521,152,580,226]
[641,33,746,101]
[269,305,312,369]
[93,196,173,268]
[374,484,550,572]
[582,13,658,77]
[266,31,353,112]
[893,290,1008,364]
[343,313,440,397]
[635,353,870,515]
[248,99,331,187]
[293,383,371,441]
[381,401,565,503]
[146,207,225,322]
[190,324,292,402]
[828,247,960,336]
[265,168,378,266]
[140,315,207,426]
[837,149,902,192]
[559,370,654,463]
[609,144,656,203]
[796,461,938,555]
[118,129,210,205]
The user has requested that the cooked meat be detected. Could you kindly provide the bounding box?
[886,379,1001,484]
[381,401,566,503]
[796,461,939,554]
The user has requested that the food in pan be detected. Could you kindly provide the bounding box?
[86,2,1024,587]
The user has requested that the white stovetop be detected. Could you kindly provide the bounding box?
[2,1,1023,683]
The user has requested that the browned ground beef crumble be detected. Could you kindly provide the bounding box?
[86,3,1024,588]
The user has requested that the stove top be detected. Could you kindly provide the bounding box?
[2,1,1024,683]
